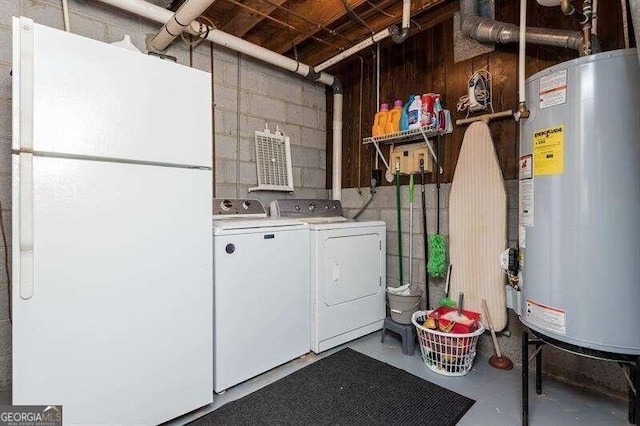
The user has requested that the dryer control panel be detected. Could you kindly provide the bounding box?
[271,199,344,219]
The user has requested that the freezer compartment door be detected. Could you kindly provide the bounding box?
[13,17,211,167]
[213,228,309,393]
[12,155,213,425]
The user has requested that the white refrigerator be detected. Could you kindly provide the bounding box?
[11,17,213,424]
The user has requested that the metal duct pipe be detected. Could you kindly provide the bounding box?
[97,0,344,200]
[460,0,586,53]
[150,0,217,51]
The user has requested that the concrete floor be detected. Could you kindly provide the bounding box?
[171,331,628,426]
[0,331,628,425]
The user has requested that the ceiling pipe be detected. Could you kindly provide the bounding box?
[631,0,640,65]
[460,0,588,53]
[316,0,411,72]
[96,0,344,200]
[392,0,411,43]
[150,0,217,52]
[316,26,398,72]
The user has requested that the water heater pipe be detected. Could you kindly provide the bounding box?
[150,0,217,51]
[61,0,71,32]
[516,0,529,120]
[560,0,593,55]
[96,0,344,200]
[316,0,410,72]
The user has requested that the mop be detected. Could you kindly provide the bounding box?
[419,159,430,308]
[408,173,414,289]
[395,163,403,286]
[427,135,446,278]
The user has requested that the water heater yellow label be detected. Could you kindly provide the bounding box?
[533,126,564,176]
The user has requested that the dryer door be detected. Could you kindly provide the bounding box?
[323,233,382,306]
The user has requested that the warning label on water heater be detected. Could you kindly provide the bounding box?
[539,69,567,109]
[525,299,566,335]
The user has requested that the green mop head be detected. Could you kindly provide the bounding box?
[427,234,447,277]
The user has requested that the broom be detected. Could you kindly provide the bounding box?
[427,135,447,278]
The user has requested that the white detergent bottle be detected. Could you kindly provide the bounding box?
[407,95,422,130]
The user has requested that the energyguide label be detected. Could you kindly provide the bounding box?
[533,126,564,176]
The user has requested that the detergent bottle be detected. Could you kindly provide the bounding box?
[407,95,422,130]
[385,100,403,134]
[400,96,412,131]
[372,103,390,137]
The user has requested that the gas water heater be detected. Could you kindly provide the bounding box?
[519,49,640,355]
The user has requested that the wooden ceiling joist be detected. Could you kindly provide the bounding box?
[294,0,451,67]
[253,0,370,55]
[220,0,287,37]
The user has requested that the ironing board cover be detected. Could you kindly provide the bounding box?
[449,121,507,330]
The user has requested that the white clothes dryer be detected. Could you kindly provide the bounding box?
[271,199,386,353]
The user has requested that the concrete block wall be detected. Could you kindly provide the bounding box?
[343,180,627,398]
[0,0,327,390]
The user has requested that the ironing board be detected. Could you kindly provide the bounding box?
[449,121,507,331]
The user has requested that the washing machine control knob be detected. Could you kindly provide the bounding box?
[225,243,235,254]
[242,201,251,210]
[309,203,317,212]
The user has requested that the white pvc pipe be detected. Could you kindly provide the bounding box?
[401,0,411,29]
[332,94,343,200]
[151,0,217,51]
[517,0,527,114]
[316,28,392,72]
[315,0,410,72]
[592,0,598,35]
[94,0,321,80]
[622,0,630,48]
[96,0,343,199]
[61,0,71,32]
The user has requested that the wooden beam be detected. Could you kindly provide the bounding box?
[220,0,287,37]
[261,0,370,54]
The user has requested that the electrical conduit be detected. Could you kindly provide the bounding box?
[96,0,344,200]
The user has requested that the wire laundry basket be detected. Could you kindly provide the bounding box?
[412,310,485,377]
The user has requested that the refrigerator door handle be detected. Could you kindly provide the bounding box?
[17,17,34,152]
[19,152,34,299]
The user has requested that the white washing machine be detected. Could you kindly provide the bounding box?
[212,199,309,393]
[271,199,386,353]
